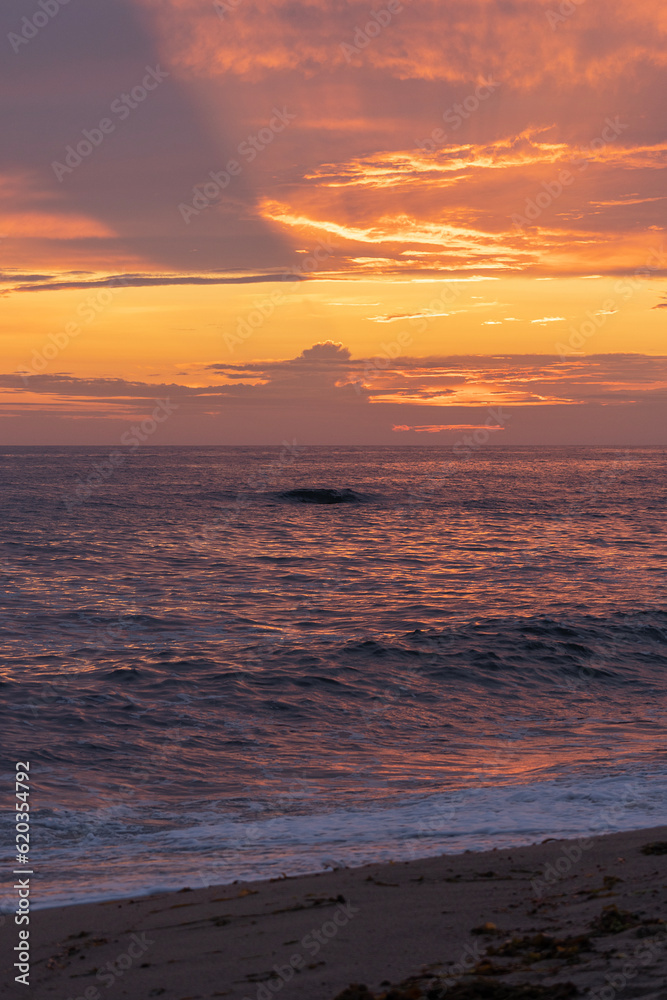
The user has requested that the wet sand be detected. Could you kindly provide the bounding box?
[9,826,667,1000]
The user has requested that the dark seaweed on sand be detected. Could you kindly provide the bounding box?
[640,841,667,855]
[589,904,640,935]
[486,933,591,964]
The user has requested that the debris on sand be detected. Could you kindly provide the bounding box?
[640,841,667,855]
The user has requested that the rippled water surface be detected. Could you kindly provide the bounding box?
[1,446,666,905]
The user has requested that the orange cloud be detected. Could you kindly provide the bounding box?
[259,199,528,271]
[304,134,667,191]
[393,423,505,432]
[6,352,667,416]
[137,0,667,88]
[0,215,114,239]
[251,121,667,277]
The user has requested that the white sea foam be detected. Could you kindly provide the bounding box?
[20,768,667,908]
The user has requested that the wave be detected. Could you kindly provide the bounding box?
[278,488,369,504]
[10,768,667,908]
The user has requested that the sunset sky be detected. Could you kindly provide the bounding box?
[2,0,666,444]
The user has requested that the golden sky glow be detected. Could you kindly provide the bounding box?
[1,0,666,442]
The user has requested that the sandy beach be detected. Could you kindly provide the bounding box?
[6,0,667,992]
[9,826,666,1000]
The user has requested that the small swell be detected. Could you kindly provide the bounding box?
[278,488,368,505]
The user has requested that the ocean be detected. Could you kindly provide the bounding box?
[1,446,666,908]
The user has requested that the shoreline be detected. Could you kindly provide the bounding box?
[26,767,667,913]
[8,824,667,999]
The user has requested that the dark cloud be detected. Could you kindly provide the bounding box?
[3,348,667,445]
[0,0,291,272]
[298,342,351,361]
[6,350,667,408]
[5,272,305,294]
